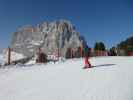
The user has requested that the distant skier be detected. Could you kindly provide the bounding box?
[83,45,92,69]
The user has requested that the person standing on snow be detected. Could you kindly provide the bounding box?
[83,45,92,68]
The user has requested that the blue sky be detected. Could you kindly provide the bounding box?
[0,0,133,49]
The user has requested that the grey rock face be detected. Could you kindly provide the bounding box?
[11,20,87,57]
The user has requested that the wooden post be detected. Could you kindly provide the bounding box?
[71,48,73,59]
[7,47,11,65]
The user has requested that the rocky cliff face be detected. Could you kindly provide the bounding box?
[11,20,87,57]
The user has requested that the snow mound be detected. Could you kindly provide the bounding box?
[0,57,133,100]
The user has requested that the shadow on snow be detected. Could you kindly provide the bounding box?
[92,64,116,68]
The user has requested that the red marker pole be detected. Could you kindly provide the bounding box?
[80,46,83,57]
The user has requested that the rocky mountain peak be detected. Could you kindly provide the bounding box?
[11,19,87,57]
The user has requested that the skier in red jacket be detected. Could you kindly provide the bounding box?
[83,45,92,68]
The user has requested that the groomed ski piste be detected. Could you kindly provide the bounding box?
[0,56,133,100]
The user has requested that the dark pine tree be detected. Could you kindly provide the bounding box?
[65,48,72,59]
[94,42,106,51]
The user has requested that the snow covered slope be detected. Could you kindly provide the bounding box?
[0,54,3,64]
[3,51,25,63]
[0,57,133,100]
[0,51,26,65]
